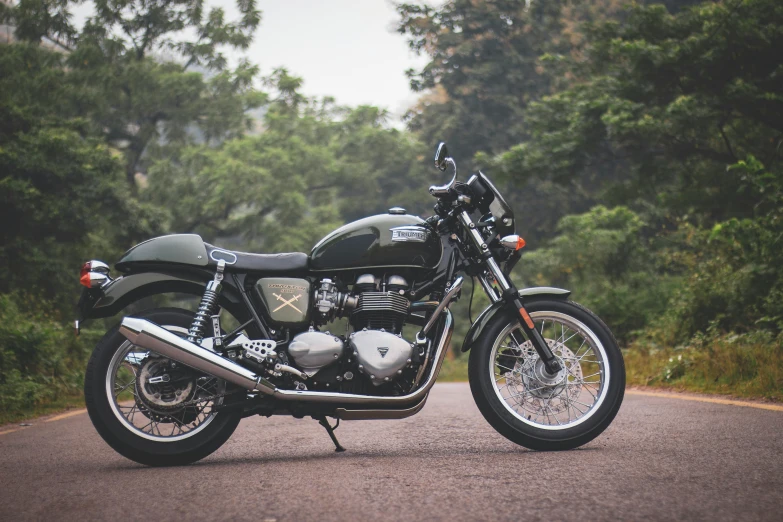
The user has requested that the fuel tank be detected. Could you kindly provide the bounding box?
[310,214,442,271]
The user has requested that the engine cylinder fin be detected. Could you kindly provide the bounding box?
[353,292,410,314]
[351,291,410,335]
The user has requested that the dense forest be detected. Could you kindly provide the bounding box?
[1,0,781,419]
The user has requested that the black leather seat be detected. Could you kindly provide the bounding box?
[205,244,309,274]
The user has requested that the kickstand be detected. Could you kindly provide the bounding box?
[317,416,346,452]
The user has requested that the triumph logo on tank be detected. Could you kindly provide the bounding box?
[390,226,428,243]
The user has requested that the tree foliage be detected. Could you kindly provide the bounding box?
[146,70,433,253]
[395,0,712,243]
[0,44,160,303]
[3,0,264,186]
[395,0,705,163]
[499,0,783,343]
[499,0,783,220]
[396,0,564,160]
[517,205,678,342]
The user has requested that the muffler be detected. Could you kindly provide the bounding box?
[120,317,276,394]
[119,310,453,406]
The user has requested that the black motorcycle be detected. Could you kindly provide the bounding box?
[77,143,625,466]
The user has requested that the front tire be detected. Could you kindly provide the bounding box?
[84,308,242,466]
[469,299,625,451]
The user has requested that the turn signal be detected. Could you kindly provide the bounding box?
[500,235,526,251]
[80,271,110,288]
[79,270,91,288]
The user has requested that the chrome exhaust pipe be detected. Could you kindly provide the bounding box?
[119,317,276,394]
[335,396,428,420]
[119,310,453,406]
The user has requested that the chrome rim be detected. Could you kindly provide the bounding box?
[490,311,610,431]
[106,325,223,442]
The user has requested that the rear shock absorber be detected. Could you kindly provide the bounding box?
[188,260,225,344]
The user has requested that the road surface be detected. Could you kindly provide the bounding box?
[1,383,781,521]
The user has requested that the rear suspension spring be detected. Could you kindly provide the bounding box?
[188,260,225,343]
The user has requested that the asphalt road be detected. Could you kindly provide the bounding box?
[1,383,781,521]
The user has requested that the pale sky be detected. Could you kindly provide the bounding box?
[248,0,433,119]
[70,0,436,121]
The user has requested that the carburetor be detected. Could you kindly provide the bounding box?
[313,278,357,322]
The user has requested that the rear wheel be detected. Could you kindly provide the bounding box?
[469,299,625,450]
[84,308,242,466]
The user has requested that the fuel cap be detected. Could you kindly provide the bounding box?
[388,207,406,215]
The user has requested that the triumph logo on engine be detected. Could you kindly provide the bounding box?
[377,347,389,358]
[390,226,428,243]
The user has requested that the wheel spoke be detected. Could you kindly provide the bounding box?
[114,379,135,396]
[108,336,224,442]
[490,312,609,430]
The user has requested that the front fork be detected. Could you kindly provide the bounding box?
[459,212,562,375]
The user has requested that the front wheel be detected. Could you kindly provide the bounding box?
[469,299,625,451]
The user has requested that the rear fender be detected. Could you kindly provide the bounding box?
[460,287,571,353]
[78,270,249,325]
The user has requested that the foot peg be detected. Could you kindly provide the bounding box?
[317,417,346,452]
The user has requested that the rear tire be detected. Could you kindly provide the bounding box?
[84,308,242,466]
[469,299,624,451]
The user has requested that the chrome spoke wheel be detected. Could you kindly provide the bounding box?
[490,311,610,430]
[106,326,223,442]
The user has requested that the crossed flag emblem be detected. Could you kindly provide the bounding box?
[272,292,303,314]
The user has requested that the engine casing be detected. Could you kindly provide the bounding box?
[288,331,344,376]
[349,330,413,386]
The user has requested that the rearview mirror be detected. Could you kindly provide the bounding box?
[434,142,449,171]
[429,142,457,197]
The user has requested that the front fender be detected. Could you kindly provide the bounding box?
[460,287,571,353]
[77,270,246,322]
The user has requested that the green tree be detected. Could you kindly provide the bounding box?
[396,0,565,160]
[394,0,699,244]
[498,0,783,223]
[517,205,678,342]
[502,0,783,341]
[145,70,435,253]
[0,44,160,305]
[4,0,264,187]
[395,0,705,163]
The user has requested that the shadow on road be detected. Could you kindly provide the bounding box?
[102,444,602,471]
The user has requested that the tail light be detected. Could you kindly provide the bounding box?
[80,260,111,288]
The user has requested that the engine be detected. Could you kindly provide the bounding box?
[287,274,415,388]
[349,274,410,333]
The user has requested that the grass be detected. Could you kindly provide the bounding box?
[437,332,782,403]
[437,354,470,382]
[624,332,783,401]
[0,393,85,426]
